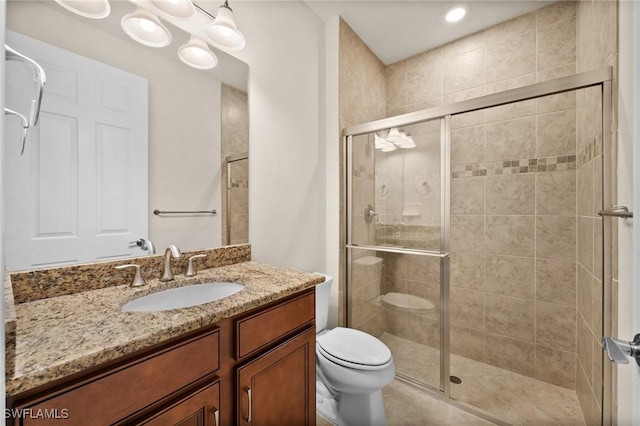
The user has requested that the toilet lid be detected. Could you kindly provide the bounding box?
[318,327,392,370]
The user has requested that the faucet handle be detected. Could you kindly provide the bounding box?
[186,254,207,277]
[115,264,146,287]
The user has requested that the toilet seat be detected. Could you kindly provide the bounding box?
[317,327,392,371]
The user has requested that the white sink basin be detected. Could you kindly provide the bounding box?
[122,282,244,312]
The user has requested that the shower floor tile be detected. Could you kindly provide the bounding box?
[316,379,493,426]
[380,333,586,425]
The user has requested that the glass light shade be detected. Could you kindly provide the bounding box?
[445,5,468,23]
[386,127,403,142]
[381,144,397,152]
[54,0,110,19]
[204,5,246,51]
[396,135,416,148]
[122,8,172,48]
[179,36,218,70]
[147,0,195,20]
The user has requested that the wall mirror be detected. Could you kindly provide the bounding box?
[4,0,249,271]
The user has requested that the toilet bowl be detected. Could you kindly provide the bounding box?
[315,274,395,426]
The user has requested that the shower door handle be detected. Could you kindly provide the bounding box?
[598,205,633,218]
[602,334,640,366]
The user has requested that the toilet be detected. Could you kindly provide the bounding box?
[315,274,395,426]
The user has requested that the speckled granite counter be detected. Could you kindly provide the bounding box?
[5,257,324,396]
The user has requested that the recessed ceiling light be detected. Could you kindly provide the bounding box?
[444,4,468,23]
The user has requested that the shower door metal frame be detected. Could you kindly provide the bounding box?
[343,66,614,424]
[224,152,248,246]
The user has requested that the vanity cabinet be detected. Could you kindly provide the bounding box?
[236,328,315,426]
[8,288,316,426]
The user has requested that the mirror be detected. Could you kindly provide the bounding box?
[4,0,249,271]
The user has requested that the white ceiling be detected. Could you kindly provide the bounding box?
[305,0,554,65]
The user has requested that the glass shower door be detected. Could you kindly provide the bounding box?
[346,117,448,392]
[224,153,249,245]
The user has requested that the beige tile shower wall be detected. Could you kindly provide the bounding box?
[385,2,582,390]
[221,84,249,245]
[575,0,617,424]
[339,19,386,330]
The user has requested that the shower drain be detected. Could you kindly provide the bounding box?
[449,375,462,384]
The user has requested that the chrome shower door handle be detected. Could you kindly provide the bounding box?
[599,205,633,218]
[602,334,640,366]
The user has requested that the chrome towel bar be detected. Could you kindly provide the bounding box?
[154,209,217,216]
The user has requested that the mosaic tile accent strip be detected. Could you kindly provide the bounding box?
[230,179,249,188]
[452,154,577,178]
[578,135,602,168]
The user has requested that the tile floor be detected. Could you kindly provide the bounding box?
[317,378,494,426]
[380,333,586,425]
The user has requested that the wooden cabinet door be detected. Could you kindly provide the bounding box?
[136,380,220,426]
[236,327,315,426]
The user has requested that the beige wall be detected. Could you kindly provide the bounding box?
[221,84,249,245]
[7,1,223,252]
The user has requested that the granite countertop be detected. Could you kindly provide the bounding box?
[6,261,324,396]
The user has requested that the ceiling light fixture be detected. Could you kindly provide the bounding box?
[444,4,468,23]
[53,0,111,19]
[179,35,219,69]
[121,8,172,48]
[204,0,246,51]
[147,0,195,20]
[54,0,247,71]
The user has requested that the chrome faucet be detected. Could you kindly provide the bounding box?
[161,245,182,281]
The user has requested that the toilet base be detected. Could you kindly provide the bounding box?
[316,380,387,426]
[317,379,339,424]
[336,390,387,426]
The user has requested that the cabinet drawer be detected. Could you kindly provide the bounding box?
[235,290,314,359]
[136,379,220,426]
[21,329,220,426]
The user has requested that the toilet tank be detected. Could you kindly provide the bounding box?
[314,274,333,333]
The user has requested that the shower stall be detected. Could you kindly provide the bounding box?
[343,68,613,425]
